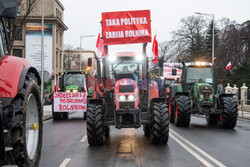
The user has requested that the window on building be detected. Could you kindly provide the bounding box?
[56,29,58,45]
[60,32,62,46]
[14,26,22,41]
[13,49,23,57]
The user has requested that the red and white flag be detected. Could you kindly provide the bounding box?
[225,62,232,71]
[152,35,158,64]
[96,33,105,57]
[53,79,57,92]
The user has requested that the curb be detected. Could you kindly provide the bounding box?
[43,114,52,121]
[238,116,250,121]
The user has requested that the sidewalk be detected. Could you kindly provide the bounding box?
[43,105,52,121]
[238,110,250,120]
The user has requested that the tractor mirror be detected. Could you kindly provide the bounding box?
[88,58,92,67]
[172,68,177,76]
[59,77,63,90]
[225,69,231,76]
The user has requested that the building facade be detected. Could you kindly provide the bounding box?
[63,50,97,72]
[12,0,67,87]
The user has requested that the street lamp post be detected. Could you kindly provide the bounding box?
[79,35,95,70]
[195,12,215,64]
[41,0,44,104]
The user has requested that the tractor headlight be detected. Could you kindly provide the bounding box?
[73,89,78,93]
[200,94,204,98]
[116,95,126,101]
[128,95,137,101]
[66,90,70,93]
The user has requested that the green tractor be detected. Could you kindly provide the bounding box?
[168,62,238,128]
[52,71,87,120]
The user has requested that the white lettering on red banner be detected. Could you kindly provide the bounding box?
[53,92,87,112]
[102,10,152,45]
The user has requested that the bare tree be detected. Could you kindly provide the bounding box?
[7,0,38,51]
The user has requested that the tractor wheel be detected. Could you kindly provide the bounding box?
[218,97,238,129]
[143,125,151,137]
[86,103,105,145]
[104,126,110,138]
[150,102,169,144]
[4,74,43,166]
[206,114,218,126]
[174,96,191,127]
[168,97,175,123]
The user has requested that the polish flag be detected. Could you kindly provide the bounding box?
[152,35,159,64]
[53,79,57,92]
[96,33,105,57]
[225,62,232,71]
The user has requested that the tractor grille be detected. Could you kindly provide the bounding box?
[199,85,212,99]
[119,85,134,93]
[119,102,135,109]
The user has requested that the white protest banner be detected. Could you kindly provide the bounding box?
[53,92,87,112]
[163,63,182,79]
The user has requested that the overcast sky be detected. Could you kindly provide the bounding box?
[60,0,249,54]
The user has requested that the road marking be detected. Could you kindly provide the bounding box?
[170,129,226,167]
[80,135,87,142]
[59,158,71,167]
[169,133,214,167]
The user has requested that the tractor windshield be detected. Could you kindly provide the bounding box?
[109,59,142,80]
[63,73,86,90]
[187,67,213,84]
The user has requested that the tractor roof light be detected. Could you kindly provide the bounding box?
[108,55,117,62]
[186,62,213,67]
[136,55,143,61]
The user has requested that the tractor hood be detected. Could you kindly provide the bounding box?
[193,83,213,101]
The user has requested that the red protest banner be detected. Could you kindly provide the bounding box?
[102,10,151,45]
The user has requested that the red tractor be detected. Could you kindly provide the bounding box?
[87,49,169,145]
[0,1,43,166]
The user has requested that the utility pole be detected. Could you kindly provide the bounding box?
[41,0,44,104]
[79,35,95,70]
[195,12,215,64]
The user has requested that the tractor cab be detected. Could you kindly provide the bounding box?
[108,52,143,81]
[58,71,87,93]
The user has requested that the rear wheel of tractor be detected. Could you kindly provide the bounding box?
[169,97,175,123]
[218,97,238,129]
[143,125,151,137]
[150,102,169,144]
[86,103,104,145]
[174,96,191,127]
[206,114,218,126]
[6,75,42,166]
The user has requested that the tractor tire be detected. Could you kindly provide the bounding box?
[86,103,105,145]
[4,74,43,166]
[174,96,191,127]
[168,97,175,123]
[150,102,169,144]
[143,125,151,137]
[206,114,218,126]
[218,97,238,129]
[104,126,110,138]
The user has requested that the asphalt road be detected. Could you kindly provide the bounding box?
[40,112,250,167]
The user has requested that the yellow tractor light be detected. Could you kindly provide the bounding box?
[33,123,37,131]
[86,66,91,71]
